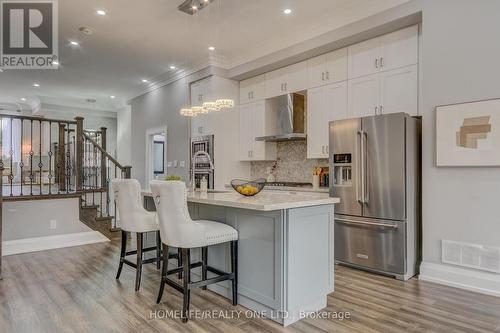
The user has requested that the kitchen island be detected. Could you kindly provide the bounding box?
[142,190,339,326]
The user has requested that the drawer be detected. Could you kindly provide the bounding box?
[334,215,405,274]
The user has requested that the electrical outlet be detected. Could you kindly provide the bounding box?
[50,220,57,230]
[180,161,186,168]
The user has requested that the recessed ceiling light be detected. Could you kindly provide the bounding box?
[192,5,197,10]
[96,10,106,16]
[208,46,215,51]
[110,95,115,99]
[283,8,292,14]
[53,61,59,65]
[169,65,176,70]
[21,98,27,101]
[70,40,79,46]
[33,83,40,87]
[142,79,148,83]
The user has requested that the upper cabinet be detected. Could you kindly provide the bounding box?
[307,81,348,159]
[348,64,418,118]
[239,101,277,161]
[348,25,418,79]
[307,48,348,89]
[191,78,213,137]
[265,61,307,98]
[240,74,266,104]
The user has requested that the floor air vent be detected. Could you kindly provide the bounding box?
[442,240,500,273]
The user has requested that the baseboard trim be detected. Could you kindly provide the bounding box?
[2,231,110,256]
[419,261,500,298]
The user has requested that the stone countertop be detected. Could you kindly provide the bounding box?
[142,189,339,212]
[224,184,329,193]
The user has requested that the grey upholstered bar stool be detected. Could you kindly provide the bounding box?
[150,180,238,323]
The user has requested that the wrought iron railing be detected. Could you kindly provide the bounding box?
[82,130,131,229]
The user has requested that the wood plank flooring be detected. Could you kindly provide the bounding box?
[1,239,499,333]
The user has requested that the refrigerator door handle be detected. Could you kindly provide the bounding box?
[335,218,399,229]
[363,131,369,204]
[357,130,364,203]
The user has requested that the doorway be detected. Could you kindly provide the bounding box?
[145,127,167,186]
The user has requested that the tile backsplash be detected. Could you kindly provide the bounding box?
[250,141,328,183]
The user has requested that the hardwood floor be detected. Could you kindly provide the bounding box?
[1,240,499,333]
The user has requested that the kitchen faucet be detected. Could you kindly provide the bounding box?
[190,150,214,192]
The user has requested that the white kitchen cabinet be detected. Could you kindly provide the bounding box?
[348,64,418,118]
[348,73,380,118]
[380,64,418,116]
[265,61,307,98]
[348,25,418,79]
[190,78,213,137]
[348,37,381,79]
[380,25,418,72]
[307,81,347,159]
[239,74,265,104]
[307,48,347,88]
[239,101,276,161]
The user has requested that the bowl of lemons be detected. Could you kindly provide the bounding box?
[231,178,266,196]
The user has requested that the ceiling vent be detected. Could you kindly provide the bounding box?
[178,0,215,15]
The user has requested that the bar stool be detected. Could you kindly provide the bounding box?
[150,180,238,323]
[112,179,180,291]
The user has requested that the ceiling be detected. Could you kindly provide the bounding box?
[0,0,410,113]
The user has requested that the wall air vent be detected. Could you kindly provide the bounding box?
[178,0,215,15]
[442,240,500,274]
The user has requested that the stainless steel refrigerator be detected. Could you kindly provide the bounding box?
[329,112,421,280]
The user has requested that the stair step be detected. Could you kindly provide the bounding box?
[95,215,114,222]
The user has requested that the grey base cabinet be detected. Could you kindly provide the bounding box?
[188,202,334,326]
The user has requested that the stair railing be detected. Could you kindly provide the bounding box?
[82,129,131,229]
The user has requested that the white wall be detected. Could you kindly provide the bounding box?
[2,197,90,241]
[116,106,132,165]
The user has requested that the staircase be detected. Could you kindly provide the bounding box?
[79,127,131,239]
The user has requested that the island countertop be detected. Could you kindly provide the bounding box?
[142,189,339,211]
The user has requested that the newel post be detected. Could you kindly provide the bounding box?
[75,117,84,191]
[123,166,132,179]
[100,127,107,188]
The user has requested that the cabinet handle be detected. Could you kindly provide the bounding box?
[375,106,378,115]
[248,92,251,100]
[326,71,330,80]
[375,58,378,69]
[322,146,325,154]
[380,105,383,114]
[380,57,384,68]
[250,150,253,158]
[322,72,325,81]
[284,83,287,91]
[251,91,253,99]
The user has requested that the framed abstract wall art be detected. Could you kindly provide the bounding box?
[436,98,500,166]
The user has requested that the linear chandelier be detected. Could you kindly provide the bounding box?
[180,99,234,117]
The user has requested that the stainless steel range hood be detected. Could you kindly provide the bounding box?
[255,93,306,142]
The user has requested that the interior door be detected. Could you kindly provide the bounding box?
[362,113,406,220]
[348,74,379,118]
[330,118,362,216]
[380,64,418,116]
[307,86,326,158]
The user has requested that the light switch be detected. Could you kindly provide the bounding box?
[180,161,186,168]
[167,162,173,168]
